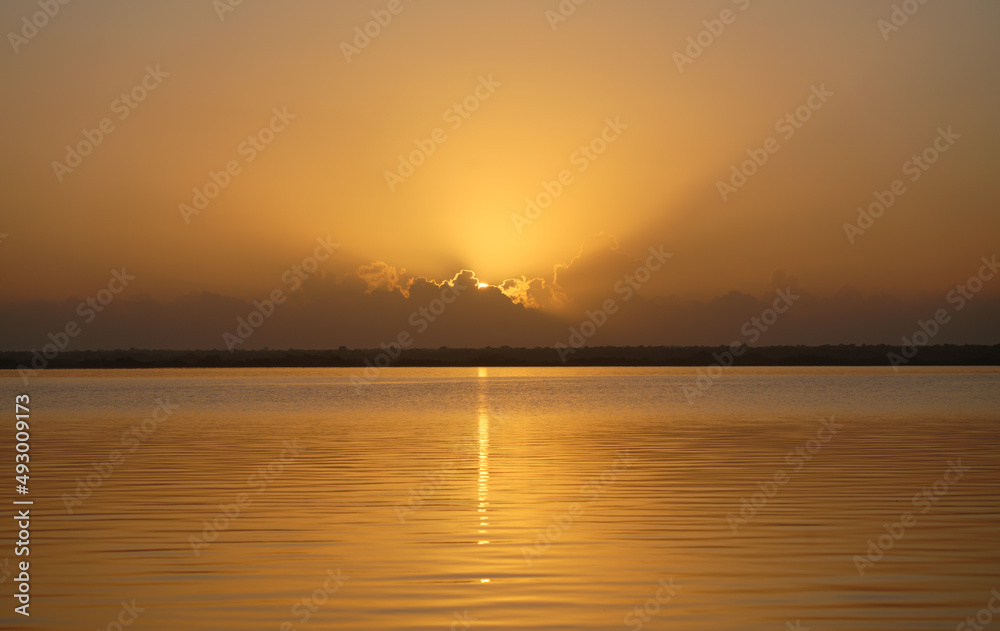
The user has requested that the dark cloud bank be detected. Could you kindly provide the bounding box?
[1,239,997,352]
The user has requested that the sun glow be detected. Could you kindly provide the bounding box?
[477,283,490,289]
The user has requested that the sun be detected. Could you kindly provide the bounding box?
[477,283,490,289]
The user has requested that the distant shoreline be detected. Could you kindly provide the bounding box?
[1,345,997,370]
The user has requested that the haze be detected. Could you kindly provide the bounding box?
[1,0,998,350]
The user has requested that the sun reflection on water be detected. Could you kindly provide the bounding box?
[477,368,490,582]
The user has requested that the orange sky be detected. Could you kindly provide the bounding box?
[1,0,998,349]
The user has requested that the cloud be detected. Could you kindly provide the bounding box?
[499,276,561,310]
[354,262,408,295]
[551,233,638,310]
[498,233,638,313]
[0,235,997,350]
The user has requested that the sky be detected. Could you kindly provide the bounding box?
[0,0,998,350]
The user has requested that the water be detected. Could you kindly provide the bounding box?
[2,367,998,630]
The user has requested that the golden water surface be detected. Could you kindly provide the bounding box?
[1,367,998,630]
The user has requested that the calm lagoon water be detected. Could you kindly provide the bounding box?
[2,367,998,630]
